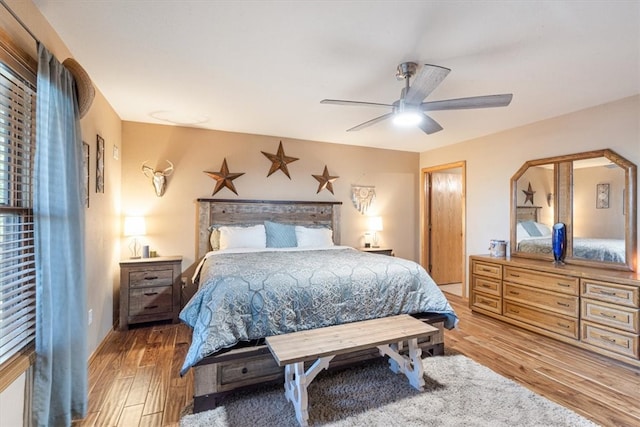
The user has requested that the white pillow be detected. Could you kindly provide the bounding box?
[219,224,266,250]
[535,222,552,236]
[295,226,334,248]
[209,228,221,250]
[516,223,529,240]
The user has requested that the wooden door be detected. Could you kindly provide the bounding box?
[423,164,464,286]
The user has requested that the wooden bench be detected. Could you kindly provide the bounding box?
[265,314,438,426]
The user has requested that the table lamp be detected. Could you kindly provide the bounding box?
[124,216,146,259]
[368,216,383,248]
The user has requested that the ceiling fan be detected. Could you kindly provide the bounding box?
[321,62,513,135]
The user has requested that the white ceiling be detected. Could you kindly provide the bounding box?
[33,0,640,153]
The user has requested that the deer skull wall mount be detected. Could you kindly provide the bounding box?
[142,160,174,197]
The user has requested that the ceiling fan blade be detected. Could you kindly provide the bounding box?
[321,99,393,109]
[421,94,513,111]
[404,64,451,105]
[417,113,443,135]
[346,112,394,132]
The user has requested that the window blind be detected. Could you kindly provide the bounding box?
[0,55,36,366]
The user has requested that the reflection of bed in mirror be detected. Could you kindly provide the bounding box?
[515,206,625,263]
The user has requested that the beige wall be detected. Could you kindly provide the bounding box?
[121,122,420,276]
[420,95,640,294]
[0,1,122,424]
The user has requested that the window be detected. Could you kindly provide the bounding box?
[0,33,37,391]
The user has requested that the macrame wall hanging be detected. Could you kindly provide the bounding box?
[351,185,376,214]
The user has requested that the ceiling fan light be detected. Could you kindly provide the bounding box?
[393,111,423,126]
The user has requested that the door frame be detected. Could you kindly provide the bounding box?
[420,161,467,296]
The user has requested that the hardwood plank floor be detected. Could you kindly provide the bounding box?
[73,294,640,426]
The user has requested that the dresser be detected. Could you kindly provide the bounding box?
[470,255,640,365]
[119,256,182,330]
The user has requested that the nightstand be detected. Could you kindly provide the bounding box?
[359,247,394,256]
[119,256,182,330]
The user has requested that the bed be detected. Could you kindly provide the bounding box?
[182,199,458,412]
[515,206,625,263]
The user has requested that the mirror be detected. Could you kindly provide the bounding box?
[511,149,637,271]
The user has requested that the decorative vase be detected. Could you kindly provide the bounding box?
[552,223,566,264]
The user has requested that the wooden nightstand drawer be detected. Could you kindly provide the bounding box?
[129,268,174,288]
[581,279,639,308]
[581,298,639,333]
[471,260,502,280]
[581,321,639,358]
[129,285,173,316]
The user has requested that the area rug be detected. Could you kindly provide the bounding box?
[180,354,597,427]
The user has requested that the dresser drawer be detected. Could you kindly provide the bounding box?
[129,268,174,288]
[581,298,639,333]
[581,279,639,308]
[504,301,578,339]
[504,283,578,317]
[581,320,639,358]
[504,266,578,295]
[471,260,502,280]
[471,291,501,314]
[471,276,501,297]
[129,285,173,316]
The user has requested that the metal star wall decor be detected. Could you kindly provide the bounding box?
[522,182,536,205]
[204,158,245,196]
[261,141,299,179]
[312,165,339,194]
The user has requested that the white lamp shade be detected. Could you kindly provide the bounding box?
[124,216,146,236]
[368,216,383,232]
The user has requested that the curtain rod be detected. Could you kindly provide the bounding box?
[0,0,40,45]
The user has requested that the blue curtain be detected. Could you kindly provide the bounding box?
[32,44,87,426]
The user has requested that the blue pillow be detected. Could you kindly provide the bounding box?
[264,221,297,248]
[520,220,542,237]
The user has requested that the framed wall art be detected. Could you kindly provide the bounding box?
[596,183,609,209]
[82,141,90,207]
[96,134,104,193]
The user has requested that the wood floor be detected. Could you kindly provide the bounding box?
[74,293,640,427]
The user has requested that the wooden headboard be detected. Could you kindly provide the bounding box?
[516,205,541,223]
[196,199,342,259]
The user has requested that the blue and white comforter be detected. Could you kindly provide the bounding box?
[179,247,457,374]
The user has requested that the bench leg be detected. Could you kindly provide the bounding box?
[377,337,425,391]
[283,355,334,427]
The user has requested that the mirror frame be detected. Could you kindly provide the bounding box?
[510,149,637,271]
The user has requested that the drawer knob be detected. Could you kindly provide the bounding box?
[557,283,570,287]
[241,367,248,374]
[144,305,159,310]
[556,302,570,307]
[144,276,159,280]
[509,290,520,295]
[510,273,520,278]
[599,312,617,319]
[557,323,571,329]
[508,309,520,314]
[144,292,159,296]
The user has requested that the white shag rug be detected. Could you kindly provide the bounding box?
[180,354,598,427]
